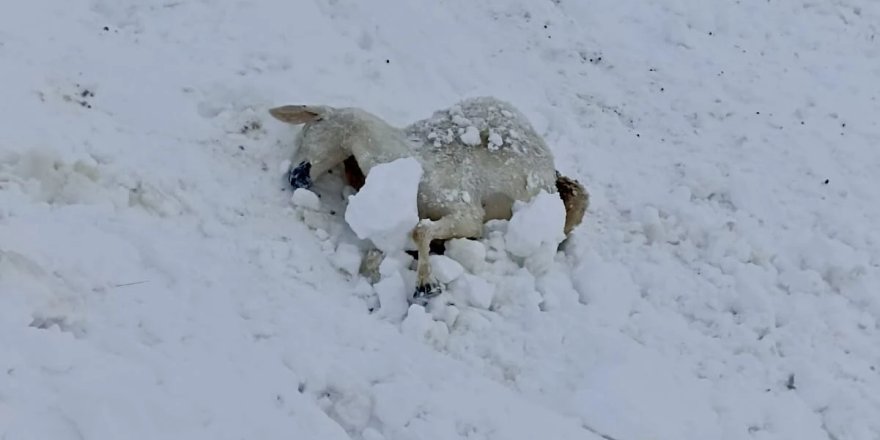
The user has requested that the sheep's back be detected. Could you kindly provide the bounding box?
[407,97,557,220]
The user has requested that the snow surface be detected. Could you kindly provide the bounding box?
[3,1,880,440]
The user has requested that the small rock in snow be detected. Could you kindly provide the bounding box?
[345,158,423,253]
[291,188,321,210]
[460,126,481,146]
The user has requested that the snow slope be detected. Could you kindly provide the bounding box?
[2,0,880,439]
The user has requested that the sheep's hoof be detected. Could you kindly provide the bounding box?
[411,282,442,305]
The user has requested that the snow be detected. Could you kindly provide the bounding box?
[459,126,482,146]
[455,274,495,310]
[445,238,488,273]
[344,157,423,253]
[3,0,880,440]
[429,255,465,284]
[331,242,362,276]
[291,188,321,211]
[505,190,567,258]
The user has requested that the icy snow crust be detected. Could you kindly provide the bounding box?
[3,1,880,440]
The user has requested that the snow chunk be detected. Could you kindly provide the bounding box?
[331,243,361,276]
[451,114,471,127]
[445,238,487,273]
[457,274,495,309]
[379,252,414,278]
[505,191,566,258]
[428,301,461,327]
[302,210,331,230]
[374,272,409,322]
[401,305,449,349]
[345,158,423,253]
[429,255,465,283]
[460,126,481,146]
[291,188,321,210]
[487,130,504,150]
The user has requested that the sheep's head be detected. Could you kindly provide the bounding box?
[269,104,349,190]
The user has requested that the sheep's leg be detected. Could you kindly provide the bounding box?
[411,207,484,303]
[359,248,384,284]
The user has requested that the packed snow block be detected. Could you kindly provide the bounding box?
[374,272,409,321]
[640,205,665,243]
[345,157,423,253]
[302,210,331,230]
[455,273,495,309]
[291,188,321,210]
[401,304,449,349]
[492,269,542,320]
[505,190,566,258]
[459,125,481,145]
[379,251,414,278]
[444,238,487,273]
[522,243,559,275]
[427,298,461,327]
[429,255,465,283]
[331,243,362,276]
[536,268,580,311]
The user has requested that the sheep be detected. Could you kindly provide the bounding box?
[269,97,588,303]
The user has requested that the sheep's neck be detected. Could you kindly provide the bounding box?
[350,128,419,174]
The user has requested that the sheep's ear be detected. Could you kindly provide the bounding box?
[268,105,325,124]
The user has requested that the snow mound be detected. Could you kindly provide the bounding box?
[344,157,423,253]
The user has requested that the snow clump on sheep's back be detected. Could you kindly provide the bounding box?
[405,97,540,155]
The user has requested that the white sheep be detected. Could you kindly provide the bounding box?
[269,97,588,302]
